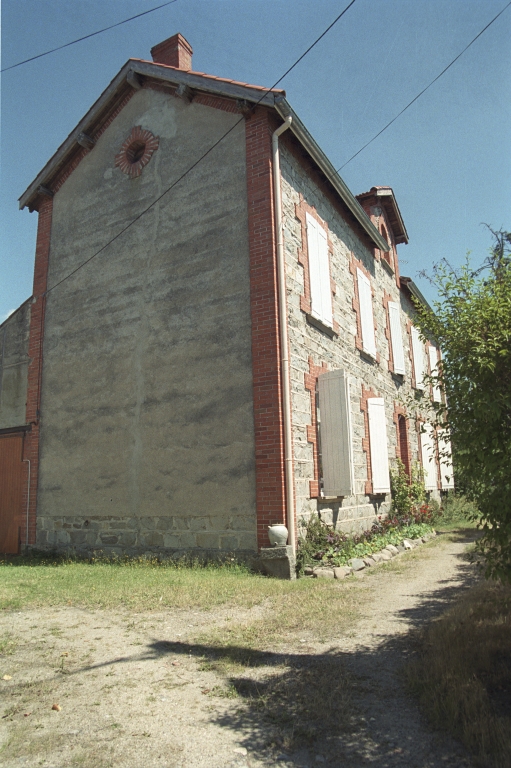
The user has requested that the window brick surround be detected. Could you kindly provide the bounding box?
[382,290,394,374]
[304,357,329,498]
[295,195,339,334]
[360,384,380,495]
[349,254,380,364]
[23,197,53,546]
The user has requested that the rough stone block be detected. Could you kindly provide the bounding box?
[379,550,392,561]
[371,552,384,563]
[333,566,352,579]
[349,558,365,571]
[141,532,164,548]
[119,532,137,548]
[100,534,119,546]
[402,539,415,550]
[385,545,399,556]
[220,535,238,551]
[363,557,377,567]
[163,533,182,549]
[314,568,335,579]
[195,533,220,549]
[256,546,296,580]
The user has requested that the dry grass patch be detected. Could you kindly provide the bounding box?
[405,579,511,768]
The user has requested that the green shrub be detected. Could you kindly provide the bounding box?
[440,493,479,524]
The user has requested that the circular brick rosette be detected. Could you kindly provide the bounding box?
[114,126,160,178]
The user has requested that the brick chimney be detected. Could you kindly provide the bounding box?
[150,33,193,70]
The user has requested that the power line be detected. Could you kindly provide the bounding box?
[337,0,511,171]
[1,0,179,73]
[44,0,358,296]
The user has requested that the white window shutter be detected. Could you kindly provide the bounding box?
[438,432,455,489]
[388,301,405,375]
[421,423,438,490]
[429,345,442,402]
[318,370,354,497]
[411,326,425,389]
[367,397,390,494]
[306,213,332,328]
[357,268,377,358]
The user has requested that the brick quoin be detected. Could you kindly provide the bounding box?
[245,107,287,548]
[304,357,328,498]
[22,197,53,546]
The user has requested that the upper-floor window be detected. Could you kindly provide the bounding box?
[411,325,426,389]
[306,212,333,328]
[388,301,406,375]
[357,268,377,358]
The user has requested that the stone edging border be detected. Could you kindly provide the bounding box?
[303,531,437,580]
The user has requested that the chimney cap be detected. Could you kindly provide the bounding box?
[151,33,193,70]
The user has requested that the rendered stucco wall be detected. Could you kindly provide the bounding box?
[280,146,428,533]
[0,300,31,429]
[36,88,257,555]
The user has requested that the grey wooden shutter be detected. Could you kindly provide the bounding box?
[306,212,332,328]
[357,268,376,357]
[429,345,442,402]
[438,432,455,489]
[367,397,390,494]
[388,301,405,375]
[411,326,425,389]
[420,423,438,490]
[318,370,354,497]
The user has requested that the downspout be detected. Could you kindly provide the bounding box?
[272,116,295,553]
[23,459,30,547]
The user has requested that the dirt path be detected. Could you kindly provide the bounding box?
[0,531,478,768]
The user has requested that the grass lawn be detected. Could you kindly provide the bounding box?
[405,577,511,768]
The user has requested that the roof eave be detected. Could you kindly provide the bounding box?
[400,277,432,313]
[274,98,389,252]
[19,60,280,211]
[375,188,409,244]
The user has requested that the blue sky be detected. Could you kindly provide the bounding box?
[1,0,510,320]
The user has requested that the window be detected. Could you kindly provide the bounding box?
[411,326,425,389]
[317,370,354,497]
[420,423,438,490]
[428,345,442,402]
[367,397,390,494]
[388,301,405,375]
[357,268,377,358]
[306,212,332,328]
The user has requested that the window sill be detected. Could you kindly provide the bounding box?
[360,348,377,364]
[306,313,338,339]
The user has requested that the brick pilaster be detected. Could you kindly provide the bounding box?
[22,197,53,546]
[245,107,287,548]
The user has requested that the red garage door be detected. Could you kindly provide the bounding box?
[0,433,23,554]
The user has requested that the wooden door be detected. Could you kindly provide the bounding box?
[0,433,23,554]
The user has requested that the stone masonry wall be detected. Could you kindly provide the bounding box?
[280,145,430,534]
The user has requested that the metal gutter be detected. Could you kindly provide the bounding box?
[273,97,390,253]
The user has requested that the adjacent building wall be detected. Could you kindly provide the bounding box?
[280,144,424,533]
[0,300,31,429]
[36,87,257,555]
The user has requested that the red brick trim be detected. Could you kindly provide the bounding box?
[349,254,380,363]
[304,357,328,498]
[295,195,339,334]
[245,107,287,548]
[114,126,159,178]
[22,197,53,546]
[393,403,411,477]
[360,384,379,495]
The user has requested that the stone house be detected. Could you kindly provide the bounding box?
[0,33,453,556]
